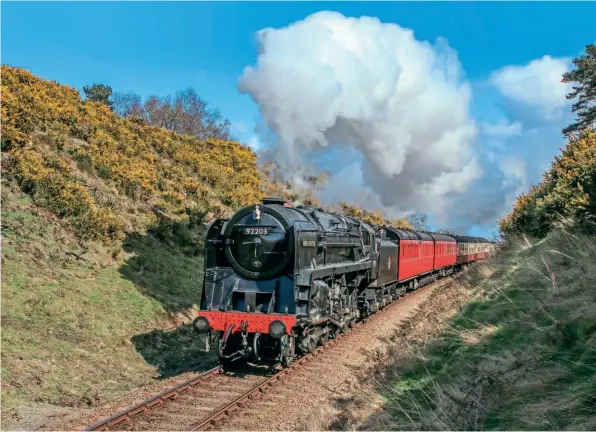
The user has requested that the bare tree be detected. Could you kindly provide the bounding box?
[408,213,428,231]
[113,92,144,118]
[112,88,231,140]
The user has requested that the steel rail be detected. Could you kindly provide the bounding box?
[191,298,407,431]
[192,332,354,431]
[84,366,222,431]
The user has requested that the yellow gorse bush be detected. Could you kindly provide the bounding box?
[2,66,262,241]
[338,202,412,229]
[499,130,596,236]
[2,66,414,241]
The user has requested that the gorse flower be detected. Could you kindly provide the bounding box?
[499,130,596,236]
[1,66,261,242]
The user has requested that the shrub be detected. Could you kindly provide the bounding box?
[1,66,262,242]
[499,130,596,236]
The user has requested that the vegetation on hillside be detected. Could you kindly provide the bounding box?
[83,83,114,110]
[112,87,232,141]
[499,130,596,236]
[2,65,261,244]
[0,66,258,423]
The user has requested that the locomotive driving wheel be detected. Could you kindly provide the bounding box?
[319,328,329,346]
[301,335,318,353]
[281,335,295,367]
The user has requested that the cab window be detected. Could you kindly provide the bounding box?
[362,231,370,245]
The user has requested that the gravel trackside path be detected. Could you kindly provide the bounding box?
[214,282,441,431]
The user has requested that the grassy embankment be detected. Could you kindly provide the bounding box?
[354,231,595,430]
[2,185,218,413]
[1,65,261,420]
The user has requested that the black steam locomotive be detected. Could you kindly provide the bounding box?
[194,197,492,368]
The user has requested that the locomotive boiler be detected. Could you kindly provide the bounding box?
[194,198,388,367]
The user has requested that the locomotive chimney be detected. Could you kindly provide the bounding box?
[261,197,290,206]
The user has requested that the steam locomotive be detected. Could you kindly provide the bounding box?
[193,198,494,368]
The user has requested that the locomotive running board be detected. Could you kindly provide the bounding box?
[296,261,373,285]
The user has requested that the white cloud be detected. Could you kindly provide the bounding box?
[489,55,572,120]
[444,56,574,231]
[239,11,481,217]
[499,156,528,194]
[238,13,576,233]
[438,54,575,231]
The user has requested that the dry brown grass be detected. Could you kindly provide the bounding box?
[295,269,482,431]
[326,231,596,431]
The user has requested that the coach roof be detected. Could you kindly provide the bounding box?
[384,227,434,241]
[427,233,457,242]
[452,235,478,243]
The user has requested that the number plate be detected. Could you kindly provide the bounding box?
[243,227,269,235]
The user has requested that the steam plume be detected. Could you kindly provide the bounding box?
[238,11,481,219]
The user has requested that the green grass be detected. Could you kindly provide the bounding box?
[370,231,596,430]
[1,184,216,420]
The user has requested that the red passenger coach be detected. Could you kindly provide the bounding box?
[384,228,434,281]
[429,233,457,270]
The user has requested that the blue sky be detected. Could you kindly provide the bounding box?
[3,2,594,124]
[3,2,595,236]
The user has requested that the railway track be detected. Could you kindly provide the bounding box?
[83,280,443,431]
